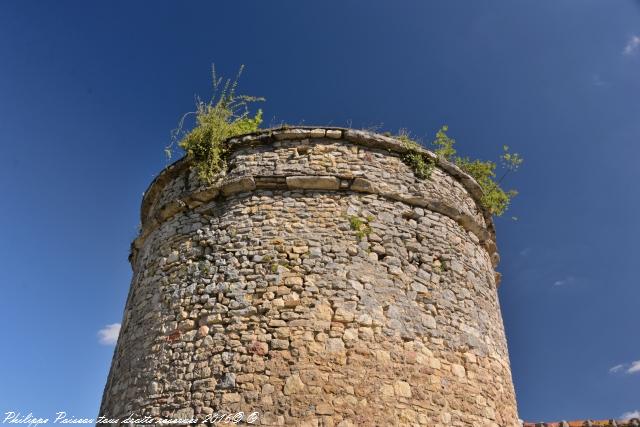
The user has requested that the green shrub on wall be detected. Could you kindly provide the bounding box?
[398,126,522,216]
[166,65,264,182]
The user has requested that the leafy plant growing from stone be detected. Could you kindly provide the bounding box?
[166,65,264,182]
[397,129,435,180]
[348,215,374,240]
[397,126,523,216]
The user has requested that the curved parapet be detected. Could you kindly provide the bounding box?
[134,127,499,268]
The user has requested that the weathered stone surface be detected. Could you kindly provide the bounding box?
[350,177,376,193]
[100,127,518,427]
[283,374,305,395]
[452,363,466,378]
[221,176,256,195]
[325,129,342,139]
[394,381,412,398]
[286,175,340,190]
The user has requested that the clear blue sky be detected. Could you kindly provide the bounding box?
[1,1,638,422]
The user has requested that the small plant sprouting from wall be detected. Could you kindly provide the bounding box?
[396,126,523,216]
[165,65,264,182]
[348,215,374,240]
[435,126,523,216]
[397,129,435,180]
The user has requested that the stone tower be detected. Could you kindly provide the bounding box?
[100,127,519,426]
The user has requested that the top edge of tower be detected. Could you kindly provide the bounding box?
[134,127,499,269]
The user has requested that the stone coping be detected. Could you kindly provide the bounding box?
[134,127,499,268]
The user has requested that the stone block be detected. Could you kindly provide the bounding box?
[286,176,340,190]
[284,374,305,395]
[221,177,256,196]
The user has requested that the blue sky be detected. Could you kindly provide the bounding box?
[1,1,639,422]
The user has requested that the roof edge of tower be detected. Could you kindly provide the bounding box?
[135,127,499,273]
[143,126,494,227]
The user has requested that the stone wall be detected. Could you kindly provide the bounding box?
[100,127,519,426]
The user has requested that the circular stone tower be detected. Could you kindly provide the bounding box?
[100,127,519,426]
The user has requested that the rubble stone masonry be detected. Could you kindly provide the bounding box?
[99,127,519,426]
